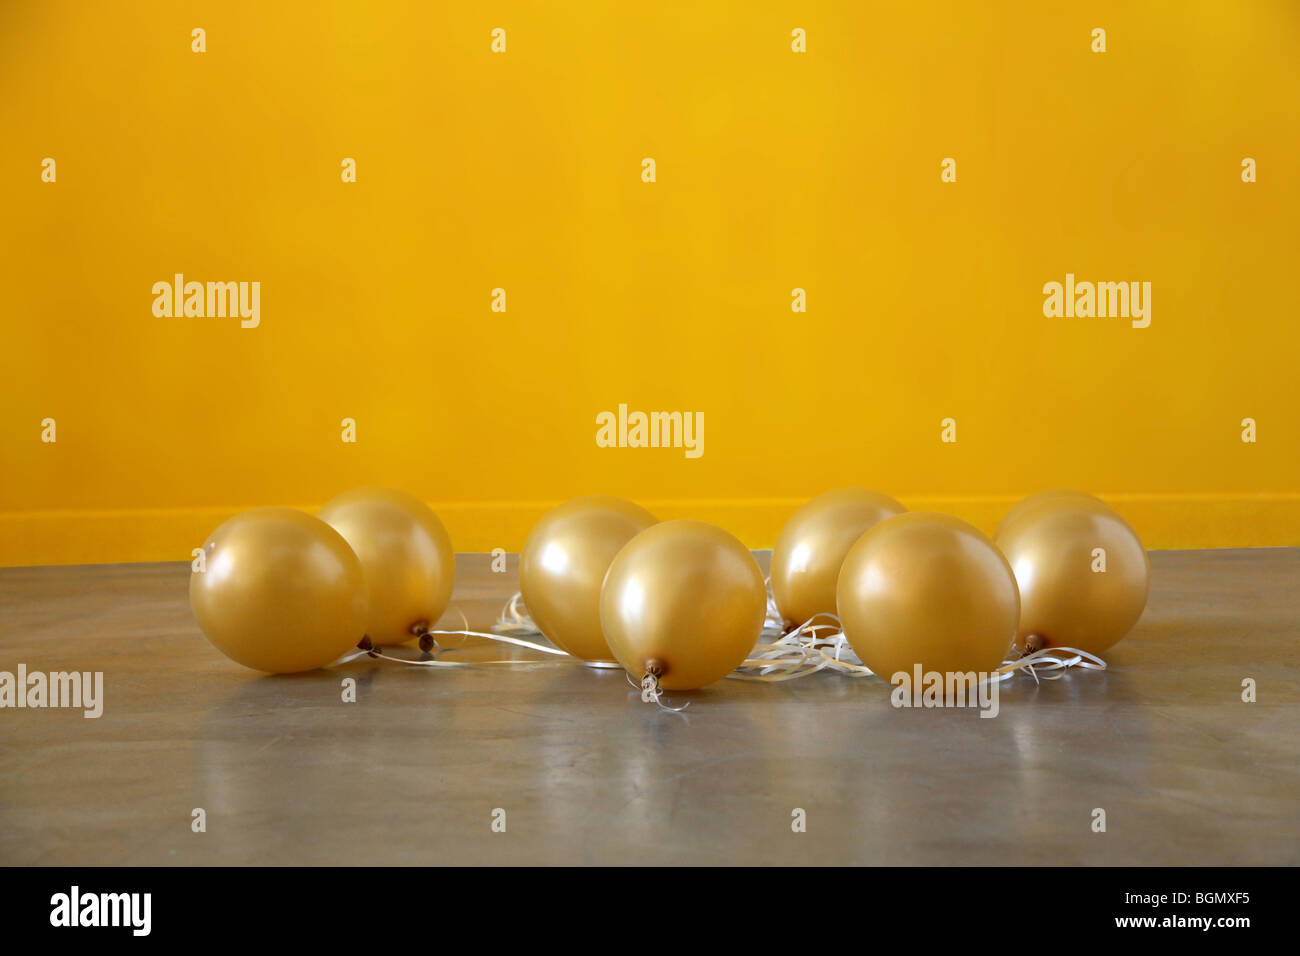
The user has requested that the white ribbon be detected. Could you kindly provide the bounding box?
[365,646,567,669]
[331,591,1108,693]
[494,592,542,637]
[995,646,1108,683]
[327,605,571,669]
[730,612,876,682]
[739,580,1109,685]
[626,671,690,713]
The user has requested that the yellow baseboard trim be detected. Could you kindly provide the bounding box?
[1,493,1297,567]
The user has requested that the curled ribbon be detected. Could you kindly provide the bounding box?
[332,590,1108,695]
[995,646,1107,683]
[626,670,690,713]
[730,612,876,682]
[494,592,540,638]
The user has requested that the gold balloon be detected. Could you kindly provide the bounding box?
[837,512,1020,678]
[318,486,455,645]
[190,507,368,673]
[996,491,1149,655]
[600,520,766,690]
[996,488,1114,537]
[519,495,657,663]
[771,487,906,625]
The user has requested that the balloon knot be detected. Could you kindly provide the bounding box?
[634,670,689,712]
[639,673,662,703]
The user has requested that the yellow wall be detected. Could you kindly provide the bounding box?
[2,1,1298,567]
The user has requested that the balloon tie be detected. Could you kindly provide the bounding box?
[761,576,787,636]
[329,611,573,669]
[627,669,690,713]
[362,645,569,670]
[731,612,876,681]
[495,592,543,637]
[355,590,1106,690]
[995,646,1107,683]
[329,638,375,665]
[417,607,572,656]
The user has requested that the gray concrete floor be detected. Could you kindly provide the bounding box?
[0,549,1296,865]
